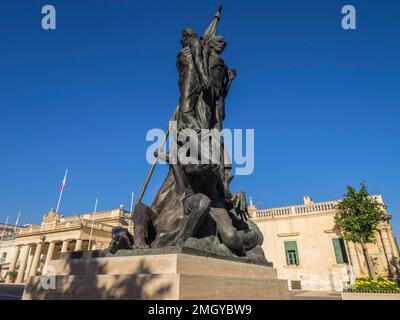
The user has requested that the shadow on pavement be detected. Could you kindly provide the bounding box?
[0,284,25,300]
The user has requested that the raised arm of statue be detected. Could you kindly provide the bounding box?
[203,5,222,43]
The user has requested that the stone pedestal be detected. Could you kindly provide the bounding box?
[22,253,289,300]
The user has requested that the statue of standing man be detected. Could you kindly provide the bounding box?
[177,5,223,132]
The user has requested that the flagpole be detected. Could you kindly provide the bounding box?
[130,192,135,214]
[56,169,68,214]
[0,216,9,243]
[13,211,21,236]
[128,192,134,232]
[88,198,98,251]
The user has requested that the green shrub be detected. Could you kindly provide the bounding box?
[6,271,18,282]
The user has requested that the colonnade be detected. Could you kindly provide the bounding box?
[345,226,398,277]
[6,238,102,283]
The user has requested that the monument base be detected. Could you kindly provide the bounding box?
[22,253,290,300]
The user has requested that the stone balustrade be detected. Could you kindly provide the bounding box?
[18,219,114,236]
[80,220,114,232]
[255,200,338,220]
[253,194,384,220]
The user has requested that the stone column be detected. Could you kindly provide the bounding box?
[380,229,395,275]
[44,242,56,268]
[5,245,21,283]
[15,245,30,284]
[74,239,83,251]
[88,240,98,251]
[24,247,34,281]
[388,230,400,258]
[346,241,361,276]
[29,242,43,276]
[61,240,69,253]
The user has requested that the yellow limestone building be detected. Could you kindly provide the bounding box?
[250,195,400,291]
[3,195,399,292]
[0,223,20,281]
[5,206,132,284]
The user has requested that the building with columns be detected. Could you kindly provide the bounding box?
[0,223,21,281]
[2,195,399,292]
[250,195,400,291]
[4,206,132,284]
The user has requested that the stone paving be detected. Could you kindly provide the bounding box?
[1,283,342,300]
[0,284,25,300]
[290,290,342,300]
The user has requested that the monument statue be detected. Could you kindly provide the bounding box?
[109,5,269,265]
[22,6,293,301]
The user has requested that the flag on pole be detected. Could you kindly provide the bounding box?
[56,169,68,214]
[60,170,68,192]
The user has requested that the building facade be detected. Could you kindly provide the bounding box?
[2,195,399,291]
[3,206,132,284]
[0,223,20,281]
[250,195,400,291]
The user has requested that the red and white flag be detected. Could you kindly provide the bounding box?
[56,169,68,213]
[60,170,68,192]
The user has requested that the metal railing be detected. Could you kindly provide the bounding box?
[344,288,400,294]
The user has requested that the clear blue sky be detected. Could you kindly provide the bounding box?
[0,1,399,239]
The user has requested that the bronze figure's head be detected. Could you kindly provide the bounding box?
[181,27,197,47]
[209,35,227,53]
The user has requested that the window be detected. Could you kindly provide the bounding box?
[0,252,6,263]
[332,238,349,264]
[291,280,302,290]
[284,241,299,265]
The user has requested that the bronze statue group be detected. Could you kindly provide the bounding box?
[110,6,268,264]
